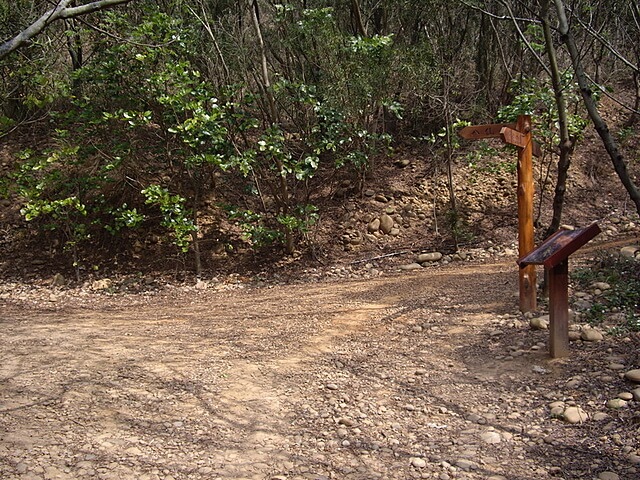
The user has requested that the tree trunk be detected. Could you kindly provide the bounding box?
[554,0,640,217]
[249,0,294,254]
[541,0,575,238]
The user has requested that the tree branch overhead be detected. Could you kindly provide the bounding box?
[0,0,133,60]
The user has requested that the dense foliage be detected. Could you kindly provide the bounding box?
[1,0,639,276]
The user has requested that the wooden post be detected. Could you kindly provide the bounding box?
[548,260,569,358]
[519,223,601,358]
[516,115,536,313]
[460,118,541,314]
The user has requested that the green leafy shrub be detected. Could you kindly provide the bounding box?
[572,252,640,333]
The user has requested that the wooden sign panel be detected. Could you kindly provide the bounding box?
[500,127,527,148]
[518,223,601,268]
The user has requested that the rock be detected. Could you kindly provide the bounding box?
[338,417,355,427]
[480,430,501,444]
[455,459,476,471]
[51,273,65,287]
[620,245,640,258]
[632,388,640,401]
[598,472,620,480]
[374,194,388,203]
[580,327,604,342]
[618,392,633,401]
[568,330,582,341]
[562,406,588,424]
[530,316,549,330]
[592,282,611,291]
[400,263,423,271]
[606,398,628,409]
[608,363,626,371]
[624,369,640,383]
[326,383,339,390]
[410,457,427,468]
[627,454,640,465]
[417,252,443,263]
[593,412,609,421]
[574,299,593,310]
[379,214,394,234]
[91,278,113,291]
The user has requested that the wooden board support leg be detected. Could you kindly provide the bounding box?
[516,115,536,313]
[548,260,570,358]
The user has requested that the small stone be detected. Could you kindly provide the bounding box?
[563,406,588,424]
[620,245,640,258]
[592,412,609,421]
[624,369,640,383]
[326,383,339,390]
[480,431,501,444]
[530,316,549,330]
[566,379,581,389]
[368,218,381,233]
[550,406,565,417]
[606,398,628,409]
[608,363,626,371]
[400,263,423,271]
[632,388,640,401]
[411,457,427,468]
[598,472,619,480]
[91,278,113,291]
[379,214,394,234]
[338,417,355,427]
[581,327,604,342]
[592,282,611,291]
[618,392,633,401]
[627,454,640,465]
[455,459,476,471]
[568,330,582,341]
[417,252,443,263]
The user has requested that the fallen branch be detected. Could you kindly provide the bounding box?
[350,251,412,264]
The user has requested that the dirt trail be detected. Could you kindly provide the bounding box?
[1,261,638,480]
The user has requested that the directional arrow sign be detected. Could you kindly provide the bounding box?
[500,126,543,157]
[458,123,515,140]
[500,126,527,148]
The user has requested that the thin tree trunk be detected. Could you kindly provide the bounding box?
[351,0,367,36]
[249,0,294,254]
[541,0,574,238]
[554,0,640,216]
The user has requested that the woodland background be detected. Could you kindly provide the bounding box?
[1,0,639,280]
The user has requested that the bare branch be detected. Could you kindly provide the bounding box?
[567,6,639,74]
[496,0,552,77]
[457,0,540,24]
[0,0,133,60]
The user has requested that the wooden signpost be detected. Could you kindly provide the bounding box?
[518,223,601,357]
[459,115,537,313]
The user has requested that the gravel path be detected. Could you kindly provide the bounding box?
[1,261,639,480]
